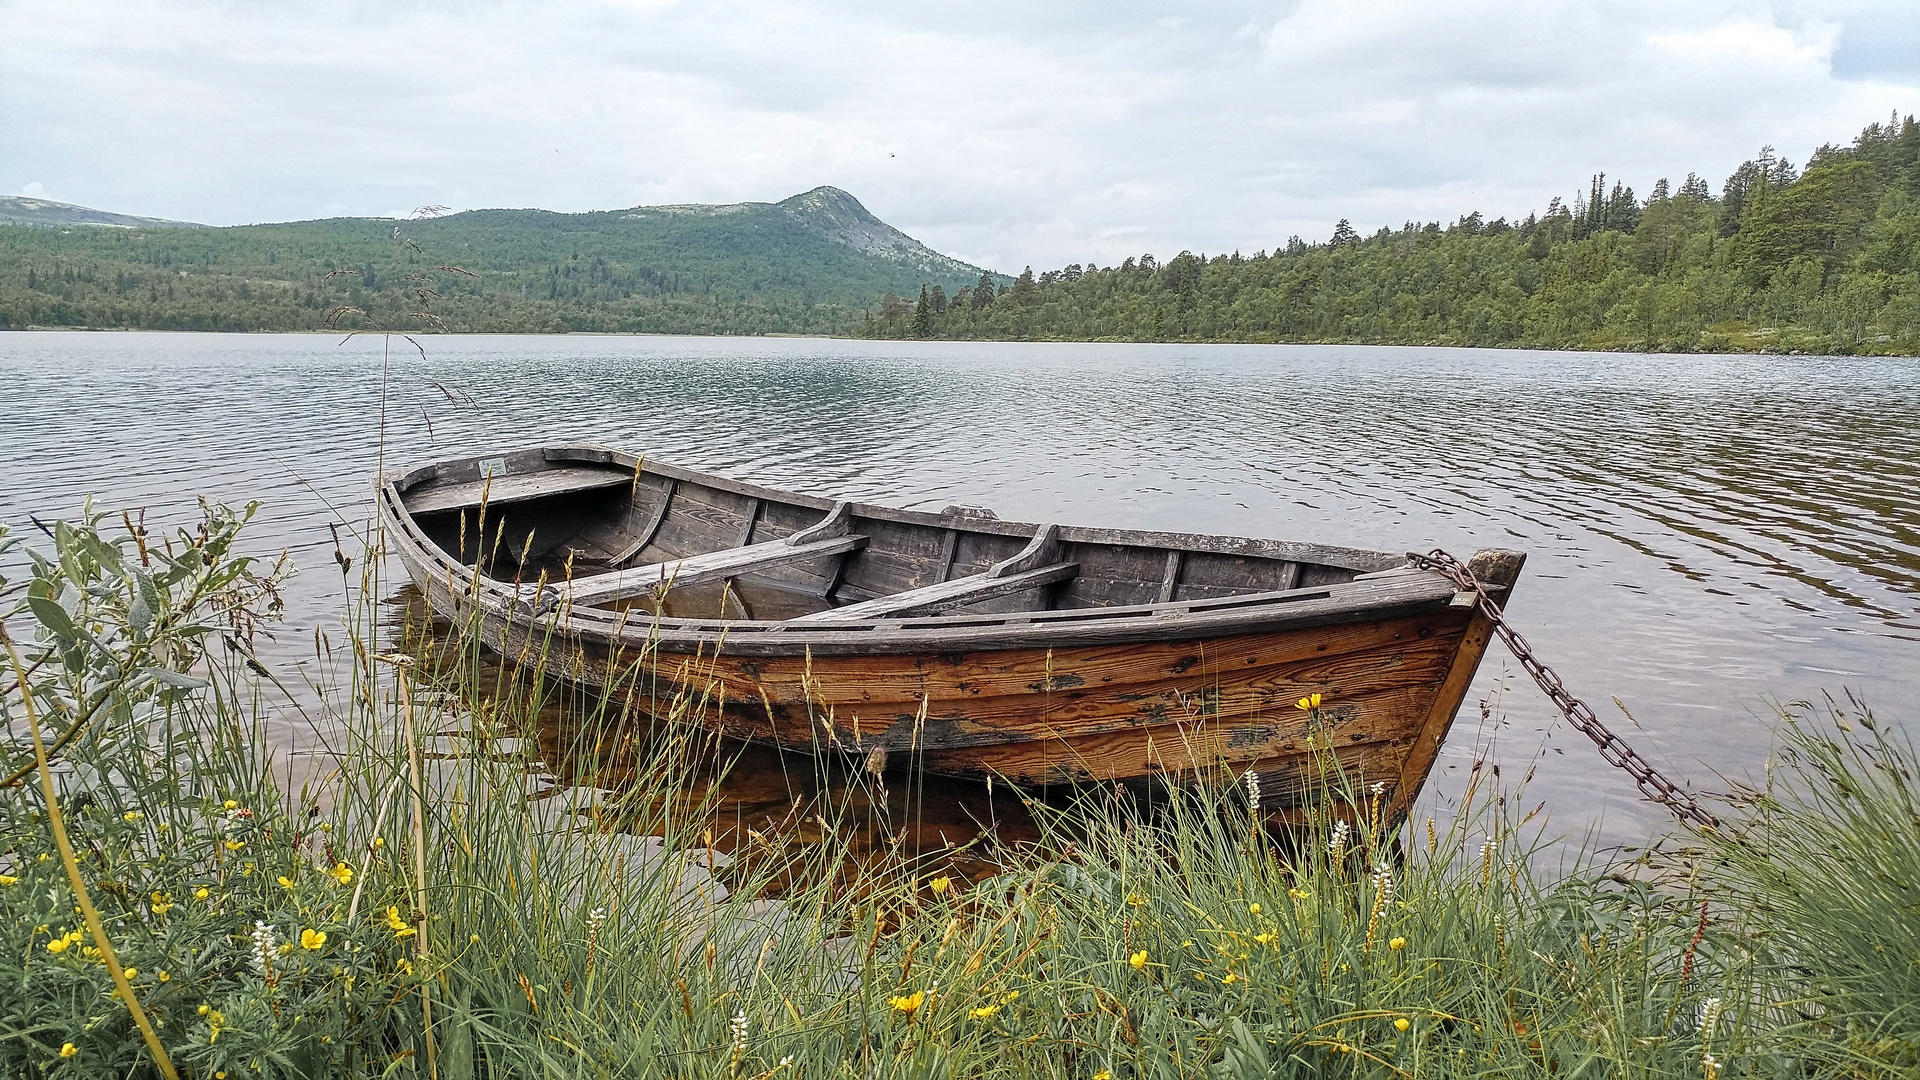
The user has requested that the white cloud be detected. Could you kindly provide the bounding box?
[0,0,1914,270]
[1648,17,1837,70]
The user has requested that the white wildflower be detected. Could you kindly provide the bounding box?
[1243,769,1261,808]
[1368,780,1386,797]
[1697,996,1724,1040]
[729,1009,748,1055]
[249,920,277,976]
[1371,862,1395,901]
[587,907,607,933]
[1327,819,1350,857]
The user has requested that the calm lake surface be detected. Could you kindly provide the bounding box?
[3,331,1916,847]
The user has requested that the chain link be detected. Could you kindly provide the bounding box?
[1408,549,1720,831]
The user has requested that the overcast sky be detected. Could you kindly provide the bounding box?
[4,1,1916,272]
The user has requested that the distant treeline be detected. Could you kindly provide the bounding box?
[0,200,965,335]
[871,114,1920,355]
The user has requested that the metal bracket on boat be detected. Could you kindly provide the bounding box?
[1407,548,1721,832]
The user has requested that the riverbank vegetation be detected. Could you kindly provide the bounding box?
[4,504,1917,1077]
[871,113,1920,355]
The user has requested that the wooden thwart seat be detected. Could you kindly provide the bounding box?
[789,524,1078,623]
[541,502,867,609]
[408,467,633,514]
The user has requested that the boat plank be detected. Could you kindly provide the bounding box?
[557,533,869,608]
[605,477,676,566]
[407,467,631,514]
[688,610,1468,704]
[787,562,1079,623]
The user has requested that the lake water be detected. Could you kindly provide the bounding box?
[3,331,1915,849]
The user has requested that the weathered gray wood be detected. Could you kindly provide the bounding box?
[987,525,1062,578]
[736,498,762,547]
[552,533,869,608]
[407,467,631,514]
[605,477,676,566]
[786,501,854,545]
[1157,549,1184,604]
[785,562,1080,623]
[936,528,960,582]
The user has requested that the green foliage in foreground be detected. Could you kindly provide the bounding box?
[3,506,1917,1077]
[873,113,1920,355]
[0,188,986,335]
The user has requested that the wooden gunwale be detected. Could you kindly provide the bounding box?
[385,482,1468,655]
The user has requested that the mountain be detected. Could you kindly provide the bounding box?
[0,187,998,334]
[623,186,987,286]
[0,195,204,229]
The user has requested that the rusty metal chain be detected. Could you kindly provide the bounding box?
[1407,549,1720,831]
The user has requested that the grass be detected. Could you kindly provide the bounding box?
[2,502,1916,1078]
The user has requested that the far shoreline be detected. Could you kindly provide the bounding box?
[3,323,1912,360]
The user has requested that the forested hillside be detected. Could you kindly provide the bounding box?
[874,114,1920,355]
[0,187,987,335]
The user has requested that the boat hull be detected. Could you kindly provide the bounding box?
[381,449,1518,824]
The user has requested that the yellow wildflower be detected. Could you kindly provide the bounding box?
[372,837,384,849]
[383,906,417,938]
[1129,950,1148,970]
[1389,936,1406,950]
[1248,903,1261,916]
[123,811,142,822]
[969,1004,1000,1020]
[1221,972,1238,984]
[1394,1018,1410,1032]
[328,862,353,885]
[1000,990,1020,1004]
[157,971,170,982]
[1093,1071,1111,1080]
[396,958,413,976]
[1295,692,1323,711]
[222,800,238,810]
[46,937,71,955]
[60,1044,77,1059]
[224,840,243,851]
[886,990,925,1015]
[278,876,295,888]
[194,887,210,900]
[300,928,327,951]
[198,1005,210,1016]
[1126,893,1148,907]
[1288,887,1310,899]
[928,876,950,896]
[0,875,16,887]
[124,968,137,979]
[1253,932,1274,945]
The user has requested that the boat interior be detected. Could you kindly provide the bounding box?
[394,448,1396,623]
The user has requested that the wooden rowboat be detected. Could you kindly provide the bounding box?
[379,446,1522,819]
